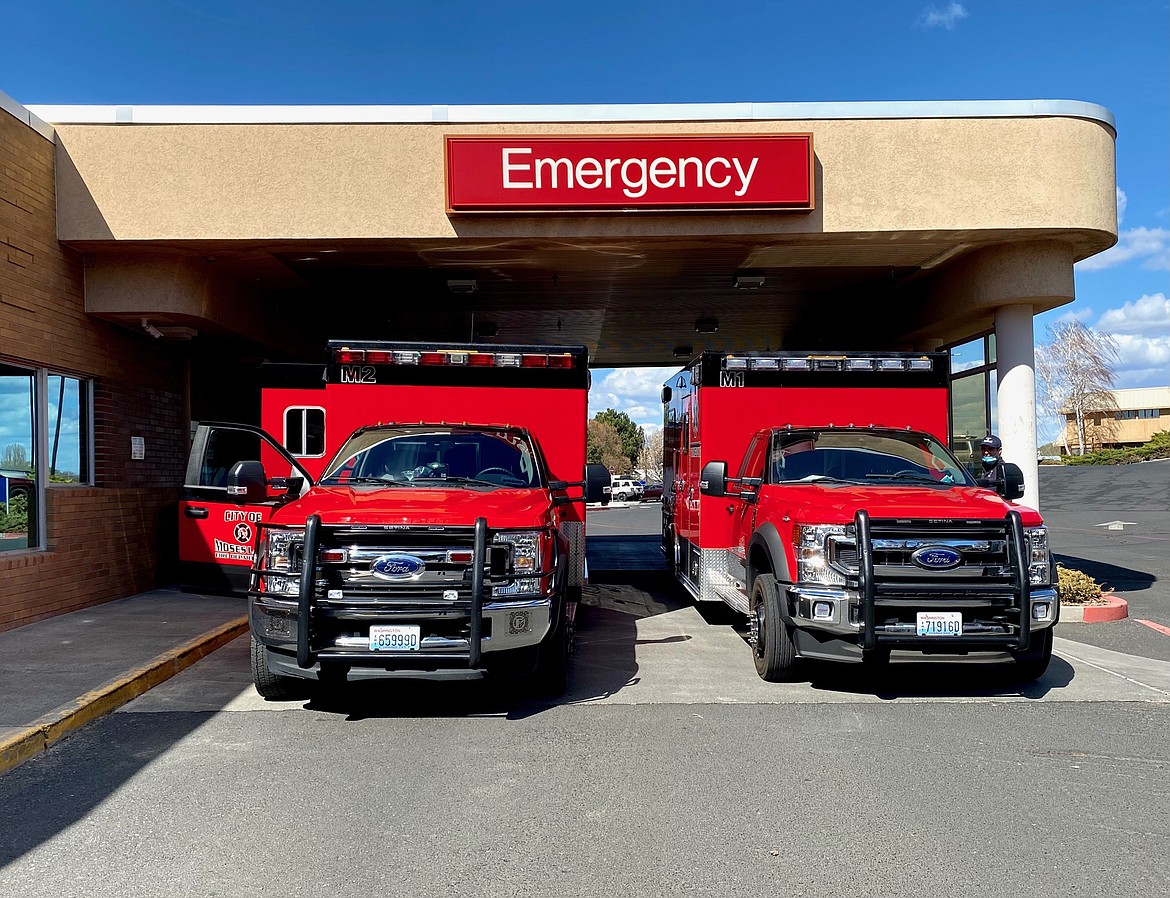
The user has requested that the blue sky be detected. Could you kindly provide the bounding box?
[1,0,1166,442]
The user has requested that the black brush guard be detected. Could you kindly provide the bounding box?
[291,516,553,671]
[855,509,1032,653]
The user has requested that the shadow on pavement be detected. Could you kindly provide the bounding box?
[804,653,1076,700]
[1055,552,1156,594]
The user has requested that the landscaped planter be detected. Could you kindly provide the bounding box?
[1059,594,1128,623]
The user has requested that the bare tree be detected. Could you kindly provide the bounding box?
[637,428,664,482]
[1035,320,1120,455]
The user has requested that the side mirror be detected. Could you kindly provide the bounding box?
[700,461,727,497]
[584,464,612,505]
[1001,463,1025,500]
[227,460,268,503]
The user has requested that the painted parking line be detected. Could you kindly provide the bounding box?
[1135,619,1170,637]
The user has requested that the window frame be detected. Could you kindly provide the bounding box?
[282,405,327,459]
[1,357,95,554]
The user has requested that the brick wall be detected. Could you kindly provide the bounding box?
[0,107,188,631]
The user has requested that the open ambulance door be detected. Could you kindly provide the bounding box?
[178,422,313,596]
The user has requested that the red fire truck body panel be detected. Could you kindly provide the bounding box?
[663,351,1058,682]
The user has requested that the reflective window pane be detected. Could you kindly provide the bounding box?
[950,338,985,374]
[0,363,38,551]
[47,375,89,483]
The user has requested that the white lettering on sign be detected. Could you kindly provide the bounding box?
[500,147,760,199]
[719,371,745,388]
[340,365,376,384]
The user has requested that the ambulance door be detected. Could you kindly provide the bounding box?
[178,422,312,595]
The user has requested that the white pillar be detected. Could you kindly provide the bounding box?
[994,304,1040,509]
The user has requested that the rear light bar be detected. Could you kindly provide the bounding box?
[723,354,933,373]
[334,347,577,369]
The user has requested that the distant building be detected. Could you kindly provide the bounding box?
[1062,386,1170,452]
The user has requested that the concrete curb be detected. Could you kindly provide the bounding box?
[1060,595,1128,624]
[0,616,248,776]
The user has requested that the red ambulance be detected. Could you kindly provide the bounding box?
[662,350,1058,682]
[179,341,607,698]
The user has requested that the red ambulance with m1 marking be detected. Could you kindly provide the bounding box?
[662,350,1058,683]
[178,341,608,698]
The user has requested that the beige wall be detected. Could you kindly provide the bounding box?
[52,115,1116,252]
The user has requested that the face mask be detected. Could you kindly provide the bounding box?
[982,455,997,464]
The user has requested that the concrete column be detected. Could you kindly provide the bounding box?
[994,304,1039,509]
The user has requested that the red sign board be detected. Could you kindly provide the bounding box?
[445,135,813,213]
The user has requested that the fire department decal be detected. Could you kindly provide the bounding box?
[215,509,262,562]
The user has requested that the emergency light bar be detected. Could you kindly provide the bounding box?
[334,347,575,369]
[722,354,933,373]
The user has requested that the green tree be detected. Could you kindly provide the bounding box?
[587,419,630,473]
[0,492,28,533]
[593,409,644,471]
[2,443,31,472]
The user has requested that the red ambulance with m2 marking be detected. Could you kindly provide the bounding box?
[178,341,608,698]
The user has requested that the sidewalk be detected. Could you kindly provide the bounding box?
[0,589,247,775]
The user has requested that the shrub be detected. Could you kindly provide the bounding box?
[1057,564,1107,604]
[1063,431,1170,465]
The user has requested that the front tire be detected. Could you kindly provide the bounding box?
[751,574,797,682]
[530,607,570,699]
[251,636,301,700]
[1011,627,1053,682]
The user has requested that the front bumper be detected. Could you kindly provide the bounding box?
[785,584,1059,654]
[252,596,555,679]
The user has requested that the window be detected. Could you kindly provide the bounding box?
[284,407,325,457]
[0,361,93,553]
[947,333,996,476]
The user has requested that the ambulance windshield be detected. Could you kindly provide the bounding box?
[319,426,542,488]
[769,428,974,486]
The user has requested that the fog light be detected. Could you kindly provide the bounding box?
[813,601,833,620]
[1032,602,1050,621]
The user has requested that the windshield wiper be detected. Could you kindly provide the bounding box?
[781,475,852,484]
[864,471,940,483]
[322,476,410,486]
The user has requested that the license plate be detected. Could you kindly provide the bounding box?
[916,611,962,637]
[368,625,421,652]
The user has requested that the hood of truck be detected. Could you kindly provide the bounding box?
[270,485,555,529]
[774,484,1044,526]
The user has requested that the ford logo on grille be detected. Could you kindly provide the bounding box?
[371,553,425,580]
[910,546,963,570]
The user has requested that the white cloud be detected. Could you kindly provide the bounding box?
[1077,226,1170,272]
[919,2,968,29]
[1111,333,1170,385]
[589,366,679,430]
[1116,187,1128,226]
[1096,293,1170,336]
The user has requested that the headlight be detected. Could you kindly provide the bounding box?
[260,527,304,596]
[793,524,849,585]
[1025,527,1052,586]
[493,530,551,597]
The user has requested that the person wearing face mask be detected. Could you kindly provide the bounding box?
[975,434,1006,489]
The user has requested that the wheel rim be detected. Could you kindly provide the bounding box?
[754,599,767,658]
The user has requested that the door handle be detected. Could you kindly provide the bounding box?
[185,506,209,519]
